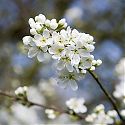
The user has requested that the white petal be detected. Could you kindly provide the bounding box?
[35,14,46,24]
[52,55,60,60]
[30,28,37,35]
[57,79,67,89]
[72,29,79,37]
[79,49,90,57]
[57,61,65,70]
[71,54,80,65]
[66,63,74,72]
[35,41,43,47]
[34,34,41,41]
[28,18,36,28]
[86,44,95,52]
[42,46,48,52]
[45,19,51,27]
[47,38,53,45]
[23,36,32,45]
[67,26,71,34]
[37,51,45,62]
[68,51,74,59]
[80,106,87,113]
[69,80,78,91]
[48,47,55,54]
[28,47,38,58]
[60,29,67,38]
[59,18,66,25]
[43,29,50,38]
[50,19,58,29]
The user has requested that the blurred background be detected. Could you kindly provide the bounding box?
[0,0,125,124]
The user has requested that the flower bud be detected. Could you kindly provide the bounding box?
[50,19,58,29]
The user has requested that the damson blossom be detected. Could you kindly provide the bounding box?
[45,109,57,119]
[113,80,125,104]
[85,104,117,125]
[113,58,125,104]
[66,98,87,113]
[15,86,28,96]
[22,14,102,90]
[57,69,84,90]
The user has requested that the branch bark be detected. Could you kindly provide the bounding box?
[88,70,125,123]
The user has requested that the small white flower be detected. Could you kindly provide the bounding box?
[56,52,74,72]
[45,19,51,27]
[113,80,125,104]
[23,36,33,45]
[45,109,57,119]
[49,43,64,60]
[90,66,95,71]
[34,29,53,47]
[66,98,87,113]
[57,69,83,90]
[121,109,125,117]
[107,110,118,118]
[50,19,58,30]
[35,14,46,24]
[85,104,114,125]
[15,86,28,95]
[58,18,67,28]
[92,60,97,65]
[28,18,36,29]
[115,58,125,77]
[94,104,105,112]
[96,59,102,66]
[30,28,37,35]
[52,31,67,45]
[77,56,93,72]
[28,46,48,62]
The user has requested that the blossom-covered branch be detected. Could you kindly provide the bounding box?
[23,14,102,90]
[0,88,86,120]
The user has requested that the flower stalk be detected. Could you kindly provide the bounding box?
[88,70,125,123]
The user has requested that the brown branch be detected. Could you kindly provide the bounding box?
[0,90,84,120]
[88,70,125,124]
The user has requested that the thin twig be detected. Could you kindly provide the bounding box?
[0,90,84,119]
[88,70,125,123]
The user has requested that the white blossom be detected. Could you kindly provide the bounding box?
[58,18,67,28]
[49,43,64,60]
[34,29,53,47]
[121,109,125,117]
[45,109,57,119]
[113,80,125,104]
[85,104,115,125]
[22,13,102,90]
[66,98,87,113]
[115,58,125,78]
[57,55,73,72]
[107,110,118,118]
[15,86,28,95]
[50,19,58,30]
[35,14,46,24]
[57,69,83,90]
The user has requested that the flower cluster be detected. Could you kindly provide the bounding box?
[23,14,102,90]
[66,97,87,114]
[85,104,118,125]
